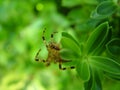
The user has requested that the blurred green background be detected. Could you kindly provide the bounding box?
[0,0,120,90]
[0,0,83,90]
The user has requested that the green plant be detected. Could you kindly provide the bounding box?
[0,0,120,90]
[60,0,120,90]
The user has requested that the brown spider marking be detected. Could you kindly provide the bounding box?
[35,29,75,70]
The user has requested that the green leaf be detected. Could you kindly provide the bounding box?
[61,32,81,54]
[90,56,120,75]
[86,22,110,55]
[106,38,120,57]
[84,74,93,90]
[91,1,118,19]
[62,32,80,46]
[76,60,90,81]
[75,18,100,32]
[90,10,106,19]
[84,69,102,90]
[91,70,102,90]
[60,49,79,60]
[97,1,117,15]
[93,26,112,55]
[105,72,120,80]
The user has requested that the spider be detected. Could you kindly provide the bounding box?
[35,29,75,70]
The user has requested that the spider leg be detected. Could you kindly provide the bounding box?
[35,49,45,62]
[59,59,75,70]
[45,58,52,66]
[35,49,51,67]
[50,31,57,41]
[42,28,48,47]
[45,62,50,66]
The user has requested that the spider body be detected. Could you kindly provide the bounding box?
[35,29,75,70]
[46,42,60,66]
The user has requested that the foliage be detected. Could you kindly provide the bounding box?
[0,0,120,90]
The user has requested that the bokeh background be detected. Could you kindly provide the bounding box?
[0,0,120,90]
[0,0,83,90]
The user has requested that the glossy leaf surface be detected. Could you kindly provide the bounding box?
[106,38,120,57]
[90,56,120,75]
[76,60,90,81]
[61,32,81,54]
[91,1,118,19]
[86,22,109,55]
